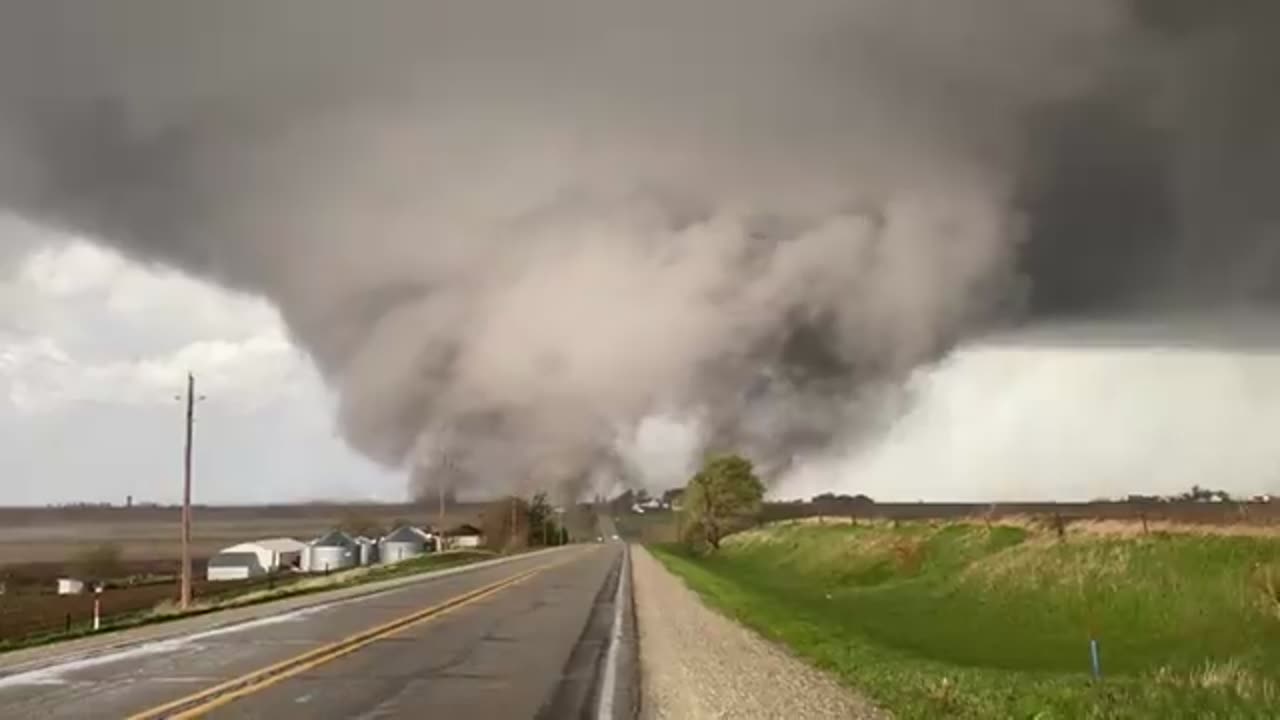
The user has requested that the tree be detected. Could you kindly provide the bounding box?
[75,542,124,581]
[525,492,563,546]
[682,454,765,550]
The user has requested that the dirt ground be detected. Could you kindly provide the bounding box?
[0,503,485,571]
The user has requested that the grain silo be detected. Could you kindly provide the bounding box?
[380,526,427,563]
[355,536,380,566]
[305,530,357,573]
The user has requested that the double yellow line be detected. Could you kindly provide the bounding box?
[129,556,573,719]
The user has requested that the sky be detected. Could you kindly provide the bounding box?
[0,218,402,506]
[0,4,1276,505]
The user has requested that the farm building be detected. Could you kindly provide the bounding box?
[354,536,380,565]
[216,538,306,573]
[206,552,266,581]
[445,524,485,549]
[380,526,427,563]
[56,577,86,595]
[302,530,358,573]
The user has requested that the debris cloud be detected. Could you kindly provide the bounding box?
[0,2,1275,497]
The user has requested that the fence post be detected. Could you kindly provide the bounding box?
[65,613,71,633]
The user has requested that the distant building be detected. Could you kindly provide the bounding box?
[56,578,86,595]
[445,524,485,549]
[206,552,267,582]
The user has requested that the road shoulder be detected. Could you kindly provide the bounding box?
[631,544,886,720]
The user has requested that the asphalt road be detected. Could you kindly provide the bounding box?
[0,544,634,720]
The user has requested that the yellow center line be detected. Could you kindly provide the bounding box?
[128,549,591,720]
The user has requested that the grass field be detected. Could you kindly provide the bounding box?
[651,520,1280,719]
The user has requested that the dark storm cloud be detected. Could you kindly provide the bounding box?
[0,1,1273,495]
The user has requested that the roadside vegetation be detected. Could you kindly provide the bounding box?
[679,454,765,550]
[0,550,496,654]
[652,518,1280,718]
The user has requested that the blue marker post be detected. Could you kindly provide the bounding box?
[1089,637,1102,680]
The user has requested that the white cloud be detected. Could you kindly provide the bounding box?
[2,241,306,414]
[779,341,1280,502]
[0,230,402,505]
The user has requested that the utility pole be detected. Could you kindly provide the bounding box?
[510,495,518,549]
[178,373,200,611]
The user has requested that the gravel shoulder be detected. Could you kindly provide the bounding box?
[632,544,887,720]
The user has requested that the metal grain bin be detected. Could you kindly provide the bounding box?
[380,526,426,563]
[356,537,380,566]
[305,530,358,572]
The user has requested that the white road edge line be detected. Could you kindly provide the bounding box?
[0,547,570,681]
[595,544,629,720]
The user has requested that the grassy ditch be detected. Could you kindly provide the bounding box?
[0,550,495,654]
[650,521,1280,719]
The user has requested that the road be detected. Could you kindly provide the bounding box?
[0,544,634,719]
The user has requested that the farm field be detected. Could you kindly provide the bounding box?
[652,519,1280,719]
[0,503,487,566]
[0,502,489,643]
[0,549,496,650]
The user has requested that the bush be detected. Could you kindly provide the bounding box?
[74,542,124,581]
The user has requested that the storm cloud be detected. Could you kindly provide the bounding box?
[0,1,1275,497]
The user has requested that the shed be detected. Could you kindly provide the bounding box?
[381,526,427,563]
[56,577,86,595]
[217,538,306,573]
[207,552,267,582]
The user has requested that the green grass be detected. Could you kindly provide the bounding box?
[650,521,1280,719]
